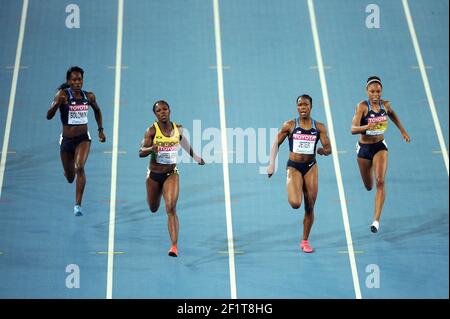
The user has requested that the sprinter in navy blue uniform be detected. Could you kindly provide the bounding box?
[267,95,331,253]
[351,76,410,233]
[47,66,106,216]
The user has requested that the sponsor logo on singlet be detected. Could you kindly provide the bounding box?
[366,115,387,135]
[292,133,317,154]
[156,142,179,164]
[68,104,88,125]
[368,115,387,123]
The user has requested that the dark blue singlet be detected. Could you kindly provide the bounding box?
[360,100,388,136]
[288,118,320,154]
[286,118,320,176]
[59,88,90,126]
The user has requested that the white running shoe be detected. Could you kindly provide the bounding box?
[371,220,379,233]
[74,205,83,216]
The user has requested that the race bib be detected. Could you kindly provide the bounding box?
[366,116,387,136]
[156,145,179,164]
[292,134,317,154]
[68,103,89,125]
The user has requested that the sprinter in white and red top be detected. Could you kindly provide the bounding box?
[267,95,332,253]
[47,66,106,217]
[352,76,410,233]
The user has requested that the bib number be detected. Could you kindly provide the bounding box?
[68,104,88,125]
[292,134,317,155]
[156,145,178,164]
[366,116,387,136]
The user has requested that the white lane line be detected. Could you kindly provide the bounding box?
[212,0,237,300]
[307,0,362,299]
[209,65,231,69]
[106,0,124,300]
[309,65,332,69]
[411,65,432,69]
[402,0,448,176]
[107,65,129,69]
[0,0,28,200]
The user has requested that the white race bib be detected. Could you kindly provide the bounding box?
[156,145,179,164]
[292,134,317,154]
[68,103,89,125]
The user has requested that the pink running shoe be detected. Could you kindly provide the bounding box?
[168,246,178,257]
[300,240,314,253]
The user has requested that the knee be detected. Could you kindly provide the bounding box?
[74,164,85,176]
[304,209,314,217]
[165,202,177,215]
[304,197,316,212]
[64,172,75,183]
[365,183,373,191]
[289,200,301,210]
[147,200,159,213]
[375,176,385,188]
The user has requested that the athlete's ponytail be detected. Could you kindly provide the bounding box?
[57,82,70,90]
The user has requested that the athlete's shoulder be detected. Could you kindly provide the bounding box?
[283,119,295,127]
[355,100,369,114]
[381,99,392,112]
[85,91,96,100]
[314,120,327,131]
[357,100,369,109]
[147,124,156,136]
[281,119,295,132]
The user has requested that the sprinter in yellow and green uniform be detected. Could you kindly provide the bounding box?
[139,100,205,257]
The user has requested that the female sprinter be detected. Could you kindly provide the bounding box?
[267,95,331,253]
[139,100,205,257]
[351,76,410,233]
[47,66,106,216]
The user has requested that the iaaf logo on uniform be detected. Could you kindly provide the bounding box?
[176,120,279,174]
[69,104,89,111]
[368,116,387,123]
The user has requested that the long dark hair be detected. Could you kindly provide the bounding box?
[57,66,84,90]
